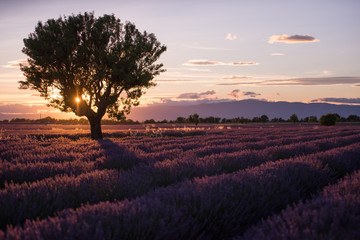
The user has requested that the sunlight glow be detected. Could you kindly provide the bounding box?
[76,97,80,103]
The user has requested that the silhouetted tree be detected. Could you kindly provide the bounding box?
[144,119,156,124]
[252,117,260,122]
[308,116,318,122]
[187,113,200,125]
[260,115,269,123]
[271,117,285,122]
[175,117,186,123]
[319,113,337,126]
[347,115,360,122]
[20,12,166,139]
[289,114,299,123]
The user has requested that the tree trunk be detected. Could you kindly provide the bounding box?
[89,117,103,140]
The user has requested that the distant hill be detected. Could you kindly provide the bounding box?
[128,99,360,121]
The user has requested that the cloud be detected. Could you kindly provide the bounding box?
[268,34,319,44]
[218,76,360,86]
[177,90,216,99]
[228,89,261,99]
[271,53,285,56]
[156,79,197,83]
[2,59,28,68]
[321,70,332,76]
[226,33,237,40]
[311,98,360,104]
[242,91,261,97]
[184,60,224,66]
[184,60,259,66]
[228,89,241,98]
[222,75,252,80]
[228,61,259,66]
[266,76,360,86]
[217,81,262,86]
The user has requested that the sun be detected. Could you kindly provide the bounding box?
[75,97,80,103]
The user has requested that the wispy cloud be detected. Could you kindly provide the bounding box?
[321,70,332,76]
[228,89,241,98]
[268,34,319,44]
[226,33,237,40]
[184,60,259,66]
[184,60,224,66]
[242,91,261,97]
[311,97,360,104]
[218,76,360,86]
[2,59,28,68]
[218,81,262,86]
[222,75,252,80]
[266,76,360,86]
[155,79,198,83]
[228,61,259,66]
[228,89,261,98]
[271,53,285,56]
[177,90,216,99]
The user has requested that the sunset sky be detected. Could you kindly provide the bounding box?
[0,0,359,120]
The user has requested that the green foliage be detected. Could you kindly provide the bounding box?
[20,12,166,127]
[319,113,337,126]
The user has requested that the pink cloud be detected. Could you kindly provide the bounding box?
[184,60,259,66]
[268,34,319,44]
[226,33,237,40]
[222,75,252,80]
[177,90,216,99]
[2,59,28,68]
[228,89,261,99]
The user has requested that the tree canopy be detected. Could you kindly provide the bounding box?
[20,12,166,139]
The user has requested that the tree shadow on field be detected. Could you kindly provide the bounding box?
[97,139,140,170]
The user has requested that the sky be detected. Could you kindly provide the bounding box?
[0,0,360,120]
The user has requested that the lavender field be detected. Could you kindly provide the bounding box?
[0,124,360,239]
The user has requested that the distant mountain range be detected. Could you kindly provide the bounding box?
[128,99,360,121]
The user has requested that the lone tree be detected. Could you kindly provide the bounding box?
[20,12,166,139]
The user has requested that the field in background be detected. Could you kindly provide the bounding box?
[1,124,360,239]
[0,123,231,137]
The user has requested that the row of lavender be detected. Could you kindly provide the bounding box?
[1,126,360,239]
[1,126,356,164]
[237,170,360,240]
[1,126,358,188]
[2,141,360,239]
[1,131,360,229]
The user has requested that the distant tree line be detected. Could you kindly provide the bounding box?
[143,113,360,125]
[1,113,359,125]
[0,116,138,125]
